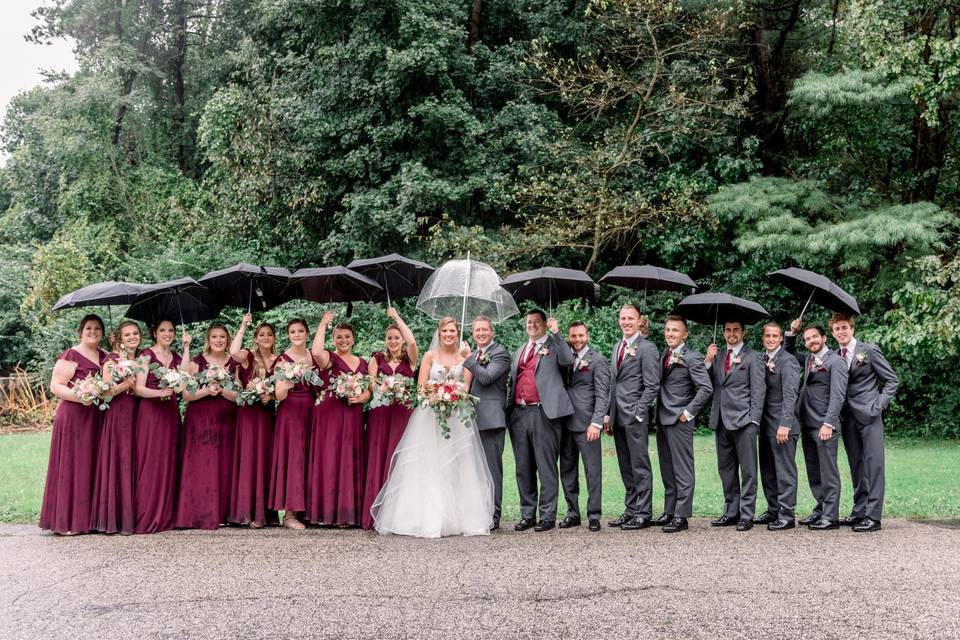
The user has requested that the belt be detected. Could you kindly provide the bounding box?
[517,400,541,407]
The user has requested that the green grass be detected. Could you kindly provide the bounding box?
[3,432,959,524]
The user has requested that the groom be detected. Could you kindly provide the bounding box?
[508,310,575,532]
[462,316,512,530]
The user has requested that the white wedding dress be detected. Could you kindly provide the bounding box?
[371,361,495,538]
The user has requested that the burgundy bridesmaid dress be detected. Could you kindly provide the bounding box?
[39,348,106,534]
[268,353,317,513]
[306,352,367,526]
[134,348,182,534]
[228,352,279,526]
[175,354,238,530]
[89,352,138,534]
[360,352,414,530]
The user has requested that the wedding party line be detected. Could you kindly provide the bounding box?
[39,255,898,537]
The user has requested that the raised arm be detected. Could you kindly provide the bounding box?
[230,313,253,366]
[387,307,419,367]
[465,348,511,386]
[180,331,195,373]
[311,311,335,369]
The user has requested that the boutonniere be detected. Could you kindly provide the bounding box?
[855,352,868,365]
[731,355,742,366]
[578,356,591,371]
[625,347,637,358]
[766,359,776,373]
[537,346,550,357]
[477,351,491,365]
[669,352,686,367]
[812,354,824,369]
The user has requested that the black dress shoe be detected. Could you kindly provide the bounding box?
[853,517,881,533]
[651,512,673,526]
[588,518,601,532]
[767,518,795,531]
[490,520,500,531]
[534,519,555,532]
[608,513,630,528]
[798,513,822,526]
[514,518,535,532]
[736,519,753,531]
[710,514,738,527]
[840,515,864,527]
[663,517,688,533]
[558,516,581,529]
[620,516,651,530]
[809,519,840,530]
[753,511,777,525]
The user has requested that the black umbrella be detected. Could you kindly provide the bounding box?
[500,267,598,311]
[768,267,860,318]
[290,267,383,304]
[198,262,294,312]
[347,254,435,307]
[125,278,221,327]
[599,265,697,310]
[673,292,770,341]
[52,281,145,311]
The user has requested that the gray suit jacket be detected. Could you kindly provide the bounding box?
[785,336,851,430]
[656,346,712,425]
[708,345,766,431]
[564,348,610,432]
[608,335,661,428]
[843,341,899,425]
[507,331,574,421]
[462,342,511,430]
[760,348,802,436]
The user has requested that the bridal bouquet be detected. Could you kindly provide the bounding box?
[197,363,237,391]
[72,373,112,411]
[109,356,148,385]
[150,363,199,396]
[417,377,478,439]
[236,377,275,406]
[369,373,414,409]
[328,372,371,403]
[271,360,323,387]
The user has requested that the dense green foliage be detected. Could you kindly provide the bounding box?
[3,0,959,436]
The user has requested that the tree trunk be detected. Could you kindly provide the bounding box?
[905,106,949,202]
[466,0,482,53]
[172,0,189,173]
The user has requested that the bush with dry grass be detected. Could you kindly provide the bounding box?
[0,368,55,434]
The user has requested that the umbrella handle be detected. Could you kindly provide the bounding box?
[798,289,815,321]
[460,251,471,345]
[713,306,718,344]
[248,279,253,314]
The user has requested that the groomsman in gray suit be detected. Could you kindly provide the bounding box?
[603,304,661,530]
[786,323,849,530]
[558,321,609,532]
[462,315,512,530]
[655,316,712,533]
[829,313,899,533]
[508,310,575,532]
[704,320,766,531]
[754,321,802,531]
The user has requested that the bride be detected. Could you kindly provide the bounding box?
[371,316,495,538]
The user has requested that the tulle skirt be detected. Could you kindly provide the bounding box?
[372,406,494,538]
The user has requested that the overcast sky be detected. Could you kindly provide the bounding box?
[0,1,78,161]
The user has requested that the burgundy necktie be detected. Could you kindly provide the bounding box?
[617,340,627,368]
[664,350,671,369]
[840,347,847,359]
[724,349,732,374]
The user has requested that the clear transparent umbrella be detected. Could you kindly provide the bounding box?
[416,253,519,340]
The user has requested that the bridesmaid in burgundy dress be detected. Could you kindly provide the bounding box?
[175,324,239,530]
[134,320,191,534]
[270,319,317,529]
[228,313,279,528]
[308,312,372,527]
[90,320,143,535]
[40,314,107,535]
[361,307,418,530]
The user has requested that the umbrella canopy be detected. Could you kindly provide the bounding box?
[416,256,519,326]
[347,254,435,306]
[768,267,860,316]
[198,262,294,312]
[125,278,221,326]
[673,293,770,327]
[52,281,145,311]
[500,267,598,309]
[289,267,382,303]
[599,265,697,293]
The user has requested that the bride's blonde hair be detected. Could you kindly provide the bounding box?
[435,317,460,350]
